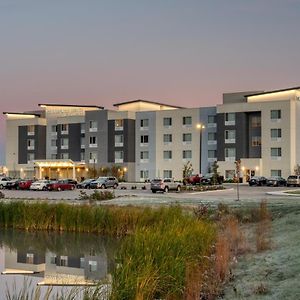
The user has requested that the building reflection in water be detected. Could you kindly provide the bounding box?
[0,230,118,286]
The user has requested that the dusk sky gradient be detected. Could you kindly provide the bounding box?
[1,0,300,164]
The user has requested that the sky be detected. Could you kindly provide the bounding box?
[1,0,300,164]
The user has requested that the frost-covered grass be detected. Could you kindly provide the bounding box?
[223,206,300,299]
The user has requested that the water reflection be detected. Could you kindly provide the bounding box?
[0,230,119,287]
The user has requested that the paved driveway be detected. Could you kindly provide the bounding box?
[2,184,300,208]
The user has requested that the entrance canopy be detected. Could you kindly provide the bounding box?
[33,159,76,168]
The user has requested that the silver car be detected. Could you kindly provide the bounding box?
[90,177,118,189]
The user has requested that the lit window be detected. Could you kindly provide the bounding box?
[252,136,261,147]
[115,119,124,130]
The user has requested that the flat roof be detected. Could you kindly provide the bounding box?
[3,112,41,117]
[38,103,104,109]
[245,86,300,97]
[113,99,184,109]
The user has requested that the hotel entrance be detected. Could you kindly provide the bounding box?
[33,160,87,181]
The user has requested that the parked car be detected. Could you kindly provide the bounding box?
[18,179,34,190]
[151,178,181,193]
[184,174,201,185]
[0,177,12,189]
[64,179,78,185]
[77,179,95,189]
[266,176,287,187]
[5,179,22,189]
[30,180,51,191]
[200,173,224,185]
[47,180,76,191]
[248,176,267,186]
[287,175,300,187]
[90,177,118,189]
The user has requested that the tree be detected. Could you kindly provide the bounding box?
[110,165,121,180]
[182,161,193,183]
[211,161,219,185]
[294,164,300,175]
[99,167,110,177]
[235,159,241,201]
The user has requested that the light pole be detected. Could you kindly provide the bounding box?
[196,124,205,176]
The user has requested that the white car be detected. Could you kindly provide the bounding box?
[30,180,50,191]
[0,177,12,189]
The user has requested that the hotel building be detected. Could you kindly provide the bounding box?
[3,86,300,181]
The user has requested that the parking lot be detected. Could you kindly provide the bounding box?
[2,183,300,207]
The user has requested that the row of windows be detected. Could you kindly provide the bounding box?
[224,147,282,159]
[139,150,217,160]
[225,169,282,178]
[140,170,172,179]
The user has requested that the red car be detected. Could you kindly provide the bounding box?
[184,174,201,185]
[47,180,76,191]
[18,180,34,190]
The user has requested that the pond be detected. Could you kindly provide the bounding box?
[0,229,120,299]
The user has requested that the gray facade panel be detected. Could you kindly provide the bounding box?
[124,119,136,162]
[216,114,225,161]
[85,110,108,165]
[19,125,46,163]
[200,107,217,174]
[248,112,261,158]
[236,112,248,159]
[18,126,28,164]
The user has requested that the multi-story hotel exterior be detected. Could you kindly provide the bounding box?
[3,86,300,182]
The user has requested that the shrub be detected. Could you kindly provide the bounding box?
[78,190,115,201]
[0,191,4,199]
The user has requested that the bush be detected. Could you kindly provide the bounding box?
[0,191,5,199]
[78,190,115,201]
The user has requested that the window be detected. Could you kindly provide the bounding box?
[252,136,261,147]
[208,150,217,159]
[81,137,85,148]
[51,154,57,159]
[61,124,68,134]
[208,132,217,141]
[115,135,124,146]
[50,256,57,265]
[251,116,261,127]
[115,119,123,130]
[26,253,34,264]
[140,151,149,160]
[225,130,236,143]
[51,125,57,135]
[80,123,85,133]
[60,256,68,267]
[89,261,98,272]
[140,119,149,129]
[140,135,149,144]
[271,110,281,120]
[225,113,235,125]
[140,170,149,180]
[183,116,192,126]
[89,152,97,163]
[271,129,282,140]
[163,117,172,127]
[163,134,172,143]
[61,153,69,159]
[27,153,35,162]
[208,115,216,124]
[225,148,236,161]
[183,133,192,143]
[27,125,35,135]
[80,152,85,161]
[183,150,192,159]
[271,147,281,159]
[89,136,97,147]
[89,120,98,131]
[163,170,172,178]
[163,151,172,160]
[271,170,282,177]
[27,139,35,150]
[115,150,124,163]
[51,139,57,148]
[61,138,69,149]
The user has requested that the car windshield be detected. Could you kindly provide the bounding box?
[288,176,297,179]
[152,179,162,182]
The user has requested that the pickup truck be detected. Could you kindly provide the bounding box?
[0,177,12,189]
[151,178,181,193]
